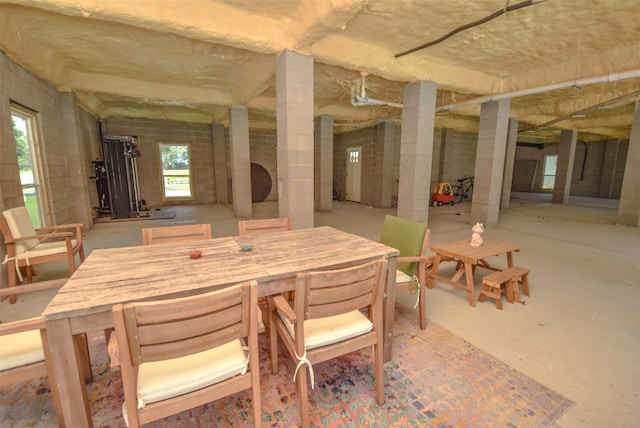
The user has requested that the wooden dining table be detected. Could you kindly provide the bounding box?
[427,239,521,307]
[42,226,398,427]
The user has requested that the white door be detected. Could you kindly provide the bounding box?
[346,147,362,202]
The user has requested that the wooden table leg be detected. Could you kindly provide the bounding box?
[383,256,397,362]
[45,318,93,427]
[426,254,442,289]
[464,262,476,307]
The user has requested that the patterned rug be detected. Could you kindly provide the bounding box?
[1,313,573,427]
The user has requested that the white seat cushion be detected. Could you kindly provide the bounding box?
[0,330,45,371]
[281,310,373,350]
[3,207,39,253]
[135,338,248,408]
[395,270,420,309]
[14,240,78,261]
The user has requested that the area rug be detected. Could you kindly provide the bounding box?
[0,314,573,427]
[93,207,175,223]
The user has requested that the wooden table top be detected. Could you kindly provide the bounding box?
[234,226,398,280]
[42,226,398,321]
[430,239,520,264]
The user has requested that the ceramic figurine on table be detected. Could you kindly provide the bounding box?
[470,222,484,246]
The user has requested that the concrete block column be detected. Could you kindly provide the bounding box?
[501,118,518,209]
[598,139,620,198]
[471,99,511,227]
[617,102,640,227]
[552,129,577,204]
[229,105,252,218]
[276,50,314,229]
[398,80,437,223]
[314,115,333,212]
[212,123,229,205]
[373,120,395,208]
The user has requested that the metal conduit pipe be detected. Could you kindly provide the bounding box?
[436,69,640,112]
[350,73,404,108]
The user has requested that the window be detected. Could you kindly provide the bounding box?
[542,154,557,190]
[158,142,193,199]
[11,105,47,227]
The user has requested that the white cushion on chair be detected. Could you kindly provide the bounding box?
[136,338,248,408]
[395,270,420,309]
[3,207,39,253]
[13,240,79,261]
[281,310,373,350]
[395,270,412,284]
[0,330,45,371]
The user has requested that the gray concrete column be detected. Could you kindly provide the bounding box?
[398,80,437,223]
[552,129,577,204]
[617,102,640,226]
[229,105,252,218]
[501,118,518,209]
[212,123,229,205]
[471,99,511,227]
[314,115,333,212]
[276,50,314,229]
[598,139,620,199]
[373,120,395,208]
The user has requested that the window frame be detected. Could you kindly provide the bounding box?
[157,142,194,201]
[10,103,50,227]
[541,154,558,190]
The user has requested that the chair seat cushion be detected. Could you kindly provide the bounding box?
[136,338,247,408]
[395,269,420,309]
[0,330,44,371]
[281,310,373,350]
[14,240,78,260]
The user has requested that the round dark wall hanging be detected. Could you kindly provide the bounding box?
[250,162,272,202]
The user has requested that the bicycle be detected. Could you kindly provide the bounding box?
[453,176,474,204]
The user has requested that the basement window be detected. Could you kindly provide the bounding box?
[542,155,557,190]
[158,142,193,199]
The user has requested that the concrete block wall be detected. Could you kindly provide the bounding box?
[0,52,95,227]
[104,117,216,206]
[571,140,606,197]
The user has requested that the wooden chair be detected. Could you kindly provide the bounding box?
[380,215,432,330]
[237,217,292,236]
[0,279,92,427]
[1,206,85,304]
[112,281,262,427]
[237,217,292,331]
[268,258,388,428]
[141,223,211,245]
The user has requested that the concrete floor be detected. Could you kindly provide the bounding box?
[2,193,639,427]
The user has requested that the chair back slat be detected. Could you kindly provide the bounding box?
[136,305,243,345]
[119,283,249,364]
[299,259,386,321]
[238,218,292,236]
[141,224,211,245]
[140,324,244,362]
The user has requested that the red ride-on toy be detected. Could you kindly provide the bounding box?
[432,182,455,206]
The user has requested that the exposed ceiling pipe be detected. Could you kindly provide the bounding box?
[436,69,640,112]
[351,72,404,109]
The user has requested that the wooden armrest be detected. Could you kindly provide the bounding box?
[0,317,45,335]
[9,232,73,243]
[272,294,297,324]
[0,278,66,297]
[37,223,83,232]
